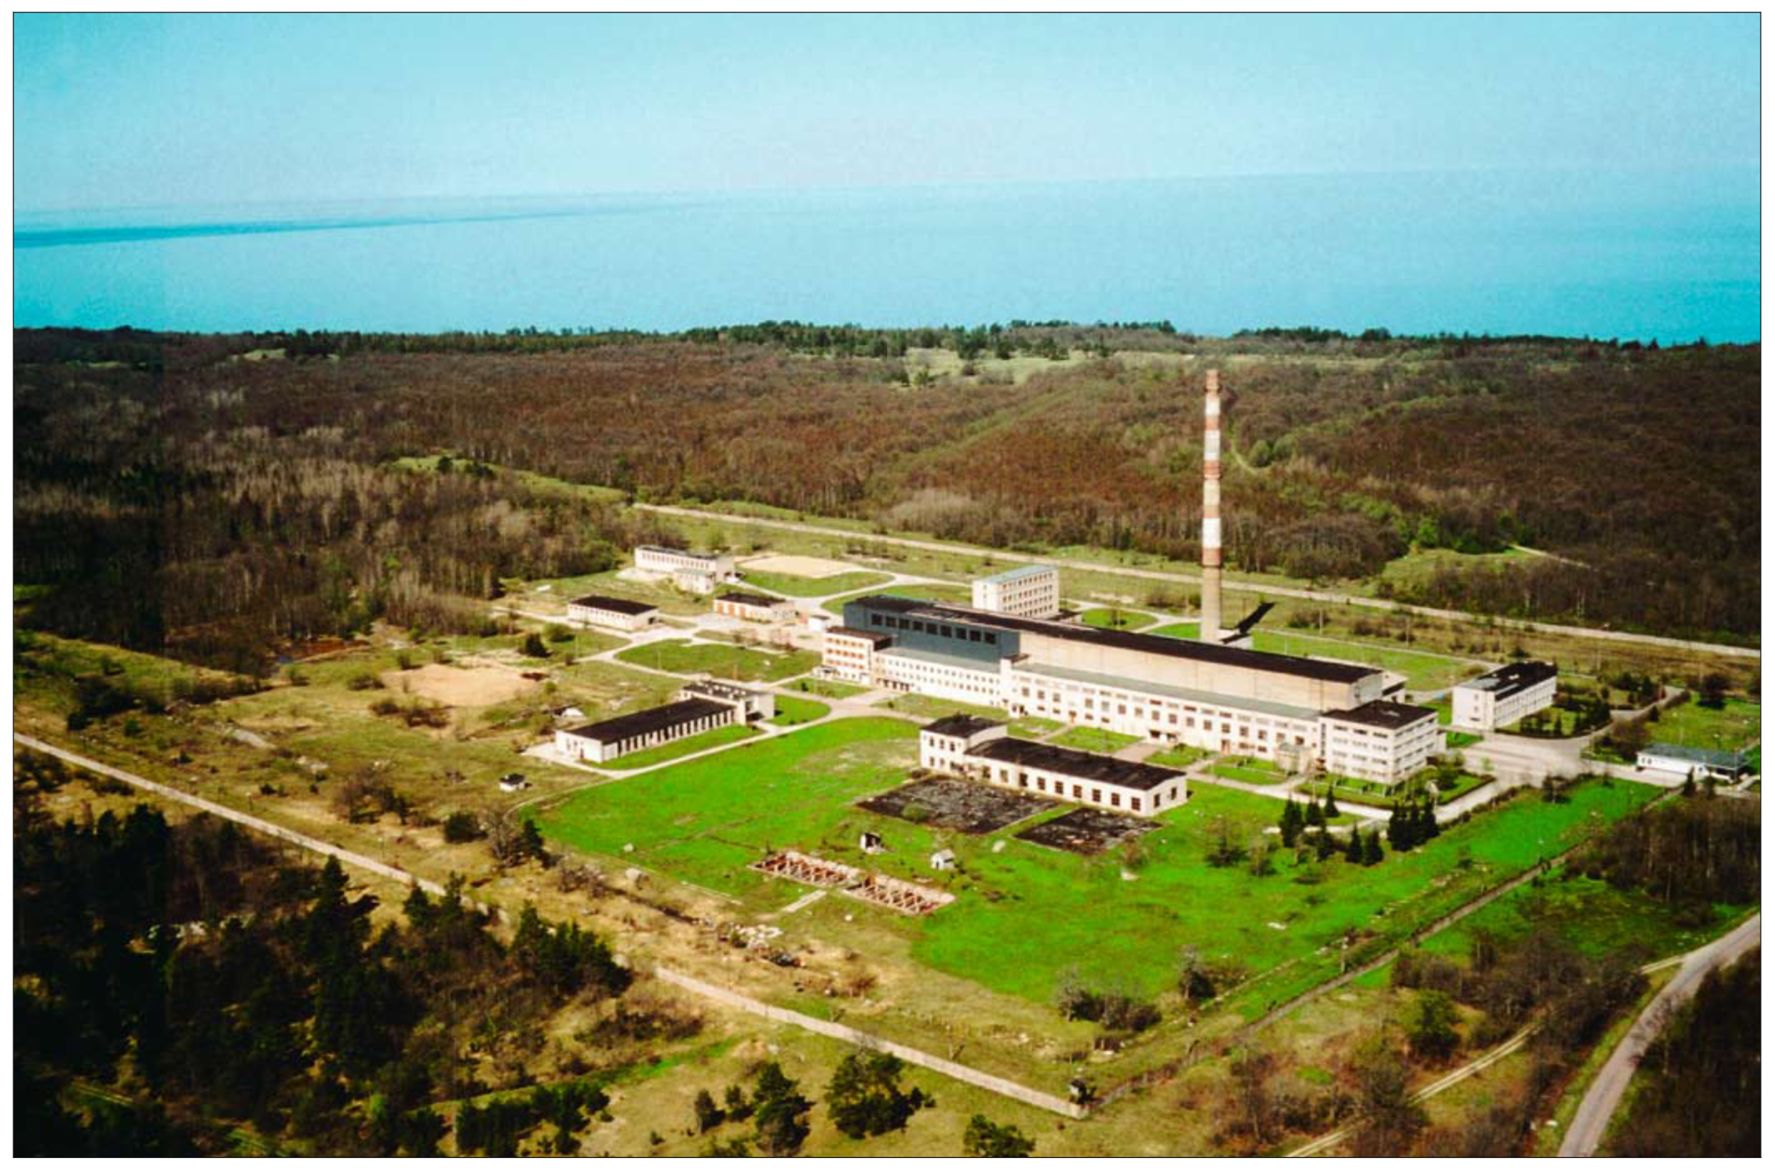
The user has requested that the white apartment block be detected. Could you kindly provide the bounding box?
[1319,700,1444,786]
[821,626,890,684]
[1451,661,1558,731]
[971,564,1061,619]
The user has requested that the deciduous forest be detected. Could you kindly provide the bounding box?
[14,325,1758,675]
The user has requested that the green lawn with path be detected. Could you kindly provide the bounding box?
[872,694,1009,722]
[769,695,830,727]
[787,677,867,700]
[1647,696,1760,752]
[1212,757,1288,785]
[1146,744,1213,769]
[614,639,818,682]
[739,569,891,597]
[1078,607,1156,631]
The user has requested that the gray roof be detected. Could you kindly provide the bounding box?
[923,714,1005,739]
[1321,699,1439,731]
[970,737,1182,793]
[562,698,731,744]
[1460,661,1558,701]
[1642,743,1745,770]
[977,563,1056,585]
[570,593,659,616]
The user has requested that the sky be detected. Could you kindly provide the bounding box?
[13,12,1761,213]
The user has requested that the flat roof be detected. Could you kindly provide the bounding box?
[1322,699,1438,731]
[562,697,731,744]
[569,593,659,616]
[827,626,892,646]
[977,563,1056,585]
[970,737,1182,792]
[681,679,763,701]
[1642,742,1745,769]
[1012,661,1322,722]
[877,645,1001,673]
[924,714,1005,739]
[717,590,785,609]
[637,544,724,560]
[849,595,1377,685]
[1459,660,1558,701]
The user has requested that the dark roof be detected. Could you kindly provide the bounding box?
[970,737,1182,792]
[1464,660,1558,700]
[562,698,731,744]
[923,714,1004,739]
[827,625,892,646]
[1321,699,1438,731]
[570,593,658,616]
[718,590,785,609]
[848,595,1377,685]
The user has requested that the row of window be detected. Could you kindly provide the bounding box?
[866,613,1000,645]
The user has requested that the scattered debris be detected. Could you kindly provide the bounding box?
[859,776,1056,834]
[1016,808,1152,856]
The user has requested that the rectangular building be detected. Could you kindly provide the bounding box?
[1319,699,1442,786]
[554,698,736,764]
[821,625,892,684]
[634,545,736,594]
[1451,661,1558,731]
[566,593,660,631]
[971,564,1061,619]
[678,678,776,723]
[712,590,795,624]
[918,720,1187,816]
[1636,742,1747,782]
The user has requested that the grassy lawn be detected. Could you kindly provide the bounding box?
[739,569,891,597]
[1078,607,1156,631]
[537,717,920,900]
[517,569,709,617]
[871,694,1008,722]
[1008,715,1065,739]
[1248,630,1486,691]
[1147,622,1199,640]
[613,639,818,682]
[1501,703,1605,738]
[821,581,974,616]
[1146,744,1213,769]
[600,723,760,770]
[15,629,261,710]
[786,677,867,700]
[1048,726,1141,754]
[1648,696,1760,752]
[769,695,831,727]
[1446,731,1483,749]
[1211,757,1288,785]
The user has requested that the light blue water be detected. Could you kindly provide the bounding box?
[13,169,1760,341]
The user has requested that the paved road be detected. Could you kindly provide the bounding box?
[1558,912,1761,1158]
[634,502,1760,661]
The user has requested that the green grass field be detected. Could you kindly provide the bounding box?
[821,582,974,616]
[613,639,818,682]
[539,710,1661,1012]
[1008,715,1065,739]
[1147,622,1199,640]
[769,695,831,727]
[1078,607,1156,631]
[537,718,921,899]
[1648,696,1760,752]
[786,677,867,699]
[739,569,891,597]
[1146,744,1213,769]
[1048,726,1141,754]
[871,694,1008,722]
[1211,757,1288,785]
[1446,731,1482,749]
[600,723,760,770]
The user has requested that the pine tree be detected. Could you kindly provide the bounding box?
[1343,832,1363,864]
[1387,804,1410,851]
[1362,830,1384,866]
[1323,791,1340,819]
[1279,799,1303,847]
[1306,799,1325,827]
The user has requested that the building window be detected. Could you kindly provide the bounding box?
[1092,788,1101,804]
[1131,797,1141,812]
[1110,793,1120,808]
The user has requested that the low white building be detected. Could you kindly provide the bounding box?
[1451,661,1558,732]
[822,625,892,684]
[678,678,775,723]
[971,564,1061,619]
[634,545,736,594]
[712,590,795,624]
[554,697,739,764]
[918,714,1187,816]
[1636,742,1747,781]
[566,593,660,631]
[1319,699,1442,786]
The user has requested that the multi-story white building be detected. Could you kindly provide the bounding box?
[971,564,1062,619]
[918,715,1187,816]
[821,626,891,684]
[566,593,660,631]
[1319,700,1444,786]
[1450,662,1558,731]
[633,545,737,594]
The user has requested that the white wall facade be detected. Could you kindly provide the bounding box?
[566,600,657,631]
[971,565,1061,619]
[1320,714,1442,785]
[1451,670,1557,731]
[554,705,737,764]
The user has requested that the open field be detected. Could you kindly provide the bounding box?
[1047,725,1142,754]
[739,568,891,597]
[768,695,831,726]
[1211,757,1288,785]
[613,639,819,682]
[1078,607,1155,630]
[1646,696,1760,752]
[786,677,867,700]
[872,694,1009,722]
[1146,743,1213,769]
[738,552,867,578]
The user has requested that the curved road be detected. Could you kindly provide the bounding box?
[635,502,1759,660]
[1558,912,1761,1157]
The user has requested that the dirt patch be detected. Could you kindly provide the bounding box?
[380,661,540,707]
[739,554,861,578]
[858,777,1056,835]
[1016,808,1152,855]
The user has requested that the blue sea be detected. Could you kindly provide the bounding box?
[13,168,1760,341]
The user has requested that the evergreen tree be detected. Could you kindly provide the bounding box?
[1323,791,1340,819]
[1387,804,1410,851]
[964,1114,1036,1157]
[1305,798,1326,827]
[1362,830,1384,866]
[1278,799,1303,848]
[750,1063,811,1156]
[1343,832,1363,864]
[825,1051,928,1139]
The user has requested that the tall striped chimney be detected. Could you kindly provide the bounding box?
[1200,369,1223,644]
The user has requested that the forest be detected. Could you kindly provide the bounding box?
[13,326,1758,675]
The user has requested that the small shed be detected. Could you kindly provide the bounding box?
[860,831,886,855]
[929,848,956,871]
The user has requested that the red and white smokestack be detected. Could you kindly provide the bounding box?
[1200,369,1223,644]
